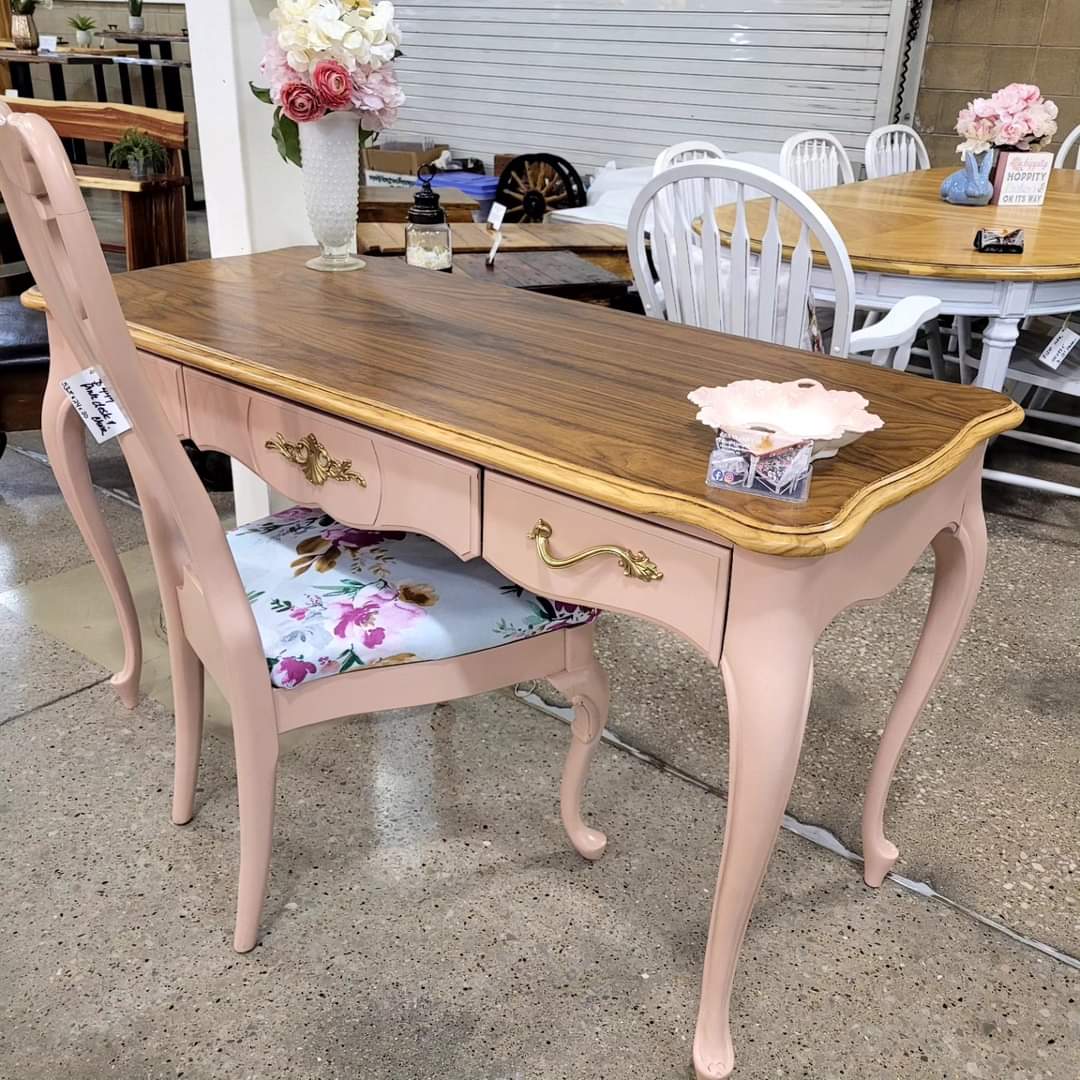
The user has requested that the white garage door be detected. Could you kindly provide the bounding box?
[390,0,914,173]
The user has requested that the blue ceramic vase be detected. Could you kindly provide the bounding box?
[940,150,995,206]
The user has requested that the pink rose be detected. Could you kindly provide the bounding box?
[971,97,997,119]
[312,60,354,111]
[999,119,1028,146]
[280,81,326,124]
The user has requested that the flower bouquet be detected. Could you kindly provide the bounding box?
[250,0,406,271]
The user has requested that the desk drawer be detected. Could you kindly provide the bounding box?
[483,473,729,662]
[140,352,188,438]
[185,370,481,558]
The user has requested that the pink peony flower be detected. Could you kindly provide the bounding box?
[312,60,354,111]
[260,35,296,104]
[273,656,317,688]
[280,81,326,124]
[351,64,406,131]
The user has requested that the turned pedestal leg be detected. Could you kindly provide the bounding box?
[40,377,142,708]
[862,494,987,886]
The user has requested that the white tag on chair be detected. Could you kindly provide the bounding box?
[60,367,131,444]
[1038,323,1080,371]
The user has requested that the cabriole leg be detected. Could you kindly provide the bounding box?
[862,495,987,887]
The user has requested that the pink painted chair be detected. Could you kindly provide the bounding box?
[0,107,611,953]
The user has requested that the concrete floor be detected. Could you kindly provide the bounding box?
[0,419,1078,1078]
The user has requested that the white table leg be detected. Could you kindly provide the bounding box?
[975,315,1021,391]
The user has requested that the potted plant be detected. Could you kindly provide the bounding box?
[68,14,97,48]
[107,128,167,181]
[127,0,144,33]
[11,0,53,53]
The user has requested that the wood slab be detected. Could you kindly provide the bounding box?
[713,167,1080,282]
[450,250,628,303]
[357,184,477,224]
[3,97,187,148]
[358,221,627,256]
[22,249,1021,556]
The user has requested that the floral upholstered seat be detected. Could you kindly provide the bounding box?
[227,507,599,690]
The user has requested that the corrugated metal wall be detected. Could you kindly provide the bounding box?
[392,0,912,172]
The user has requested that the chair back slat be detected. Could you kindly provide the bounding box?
[864,124,930,179]
[755,200,783,342]
[726,185,750,337]
[627,159,858,359]
[779,130,855,191]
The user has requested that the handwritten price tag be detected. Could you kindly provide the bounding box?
[60,367,131,444]
[487,201,507,231]
[1038,325,1080,371]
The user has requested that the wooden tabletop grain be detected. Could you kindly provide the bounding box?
[24,249,1021,556]
[714,167,1080,282]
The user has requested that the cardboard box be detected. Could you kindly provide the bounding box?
[363,143,448,178]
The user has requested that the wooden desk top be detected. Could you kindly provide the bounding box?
[24,249,1021,556]
[714,168,1080,282]
[358,221,627,257]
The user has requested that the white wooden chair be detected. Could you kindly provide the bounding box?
[1055,123,1080,168]
[627,160,940,368]
[652,141,729,239]
[779,130,855,191]
[864,124,930,179]
[654,140,725,172]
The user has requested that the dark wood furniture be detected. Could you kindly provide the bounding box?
[106,31,197,208]
[5,97,188,271]
[449,250,630,304]
[358,221,632,280]
[357,184,477,224]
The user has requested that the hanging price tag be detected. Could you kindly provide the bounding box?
[60,367,131,444]
[1038,319,1080,371]
[487,201,507,231]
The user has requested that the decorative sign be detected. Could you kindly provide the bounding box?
[60,367,131,444]
[991,151,1053,207]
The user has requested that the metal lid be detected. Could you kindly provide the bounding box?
[407,164,447,225]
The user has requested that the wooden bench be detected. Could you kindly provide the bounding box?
[4,98,188,270]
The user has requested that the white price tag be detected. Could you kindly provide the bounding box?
[487,201,507,230]
[1038,326,1080,371]
[60,367,131,444]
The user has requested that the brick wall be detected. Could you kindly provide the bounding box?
[917,0,1080,165]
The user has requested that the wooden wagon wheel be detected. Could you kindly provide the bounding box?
[495,154,588,223]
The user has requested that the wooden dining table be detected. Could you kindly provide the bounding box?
[26,250,1020,1077]
[713,166,1080,494]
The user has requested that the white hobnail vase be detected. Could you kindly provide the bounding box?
[299,111,365,272]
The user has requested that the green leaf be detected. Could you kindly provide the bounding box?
[271,108,303,169]
[249,82,274,106]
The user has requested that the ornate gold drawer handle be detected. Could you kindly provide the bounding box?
[264,432,367,489]
[528,519,663,582]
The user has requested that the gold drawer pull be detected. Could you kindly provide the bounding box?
[528,519,663,582]
[264,432,367,489]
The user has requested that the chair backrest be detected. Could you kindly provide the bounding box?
[654,140,725,174]
[3,98,187,174]
[779,130,855,190]
[652,141,730,240]
[1055,123,1080,169]
[628,160,856,358]
[0,106,260,683]
[864,124,930,179]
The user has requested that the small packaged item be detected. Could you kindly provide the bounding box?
[974,227,1025,254]
[706,430,813,503]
